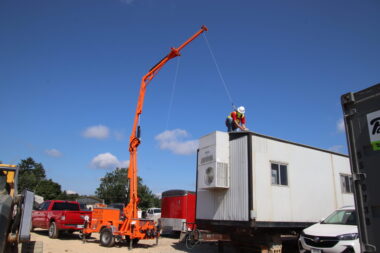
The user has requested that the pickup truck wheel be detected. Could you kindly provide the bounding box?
[48,222,59,239]
[100,228,115,247]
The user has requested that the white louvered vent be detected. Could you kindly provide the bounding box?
[197,132,230,189]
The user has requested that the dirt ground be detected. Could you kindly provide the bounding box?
[30,229,236,253]
[31,229,299,253]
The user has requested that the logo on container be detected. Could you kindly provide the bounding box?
[367,110,380,151]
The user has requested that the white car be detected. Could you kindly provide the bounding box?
[299,206,360,253]
[146,208,161,222]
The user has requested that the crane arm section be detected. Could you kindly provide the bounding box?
[125,26,208,219]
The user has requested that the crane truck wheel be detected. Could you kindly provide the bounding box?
[48,222,59,239]
[100,228,115,247]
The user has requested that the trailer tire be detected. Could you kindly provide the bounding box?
[185,229,200,249]
[48,222,59,239]
[100,228,115,247]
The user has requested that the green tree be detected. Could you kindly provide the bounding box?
[56,191,80,201]
[35,179,61,200]
[18,157,46,192]
[17,157,63,200]
[96,168,128,204]
[96,168,160,209]
[138,177,161,209]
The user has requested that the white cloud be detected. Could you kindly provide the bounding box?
[66,190,77,195]
[45,148,62,157]
[337,118,345,133]
[114,131,125,141]
[82,125,110,140]
[155,129,198,155]
[328,145,344,153]
[119,160,130,168]
[91,152,129,169]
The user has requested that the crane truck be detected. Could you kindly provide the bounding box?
[82,25,208,249]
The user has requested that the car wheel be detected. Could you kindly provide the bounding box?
[48,222,59,239]
[100,228,115,247]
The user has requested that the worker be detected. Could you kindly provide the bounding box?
[225,106,248,132]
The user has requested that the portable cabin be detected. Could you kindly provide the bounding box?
[196,131,354,245]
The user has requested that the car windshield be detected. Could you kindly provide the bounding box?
[322,209,357,225]
[154,208,161,213]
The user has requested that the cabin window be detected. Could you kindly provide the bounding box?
[271,162,288,186]
[340,174,353,193]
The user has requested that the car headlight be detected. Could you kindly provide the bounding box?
[337,233,358,240]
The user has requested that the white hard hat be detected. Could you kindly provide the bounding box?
[237,106,245,114]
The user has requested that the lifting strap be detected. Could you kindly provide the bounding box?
[202,33,236,110]
[165,57,181,130]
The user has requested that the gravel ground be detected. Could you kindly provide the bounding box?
[31,229,299,253]
[30,229,236,253]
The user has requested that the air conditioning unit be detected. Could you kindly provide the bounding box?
[198,131,229,189]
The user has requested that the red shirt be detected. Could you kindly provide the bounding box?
[230,111,246,124]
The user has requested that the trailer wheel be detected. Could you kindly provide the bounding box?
[48,222,59,239]
[185,229,200,249]
[100,228,115,247]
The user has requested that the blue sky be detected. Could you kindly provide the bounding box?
[1,0,379,196]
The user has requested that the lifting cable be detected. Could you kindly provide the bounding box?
[202,33,236,110]
[165,57,181,130]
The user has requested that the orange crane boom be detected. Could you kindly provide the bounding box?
[82,25,207,249]
[126,25,208,220]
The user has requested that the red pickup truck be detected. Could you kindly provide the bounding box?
[32,200,91,238]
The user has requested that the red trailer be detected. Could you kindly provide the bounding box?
[159,190,196,235]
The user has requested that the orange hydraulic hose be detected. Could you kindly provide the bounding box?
[125,26,208,220]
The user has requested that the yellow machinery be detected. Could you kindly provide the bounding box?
[0,164,42,253]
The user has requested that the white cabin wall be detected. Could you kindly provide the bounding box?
[252,135,352,223]
[196,132,249,221]
[331,154,354,208]
[196,132,354,224]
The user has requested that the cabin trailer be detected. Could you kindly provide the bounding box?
[159,190,196,234]
[196,131,354,248]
